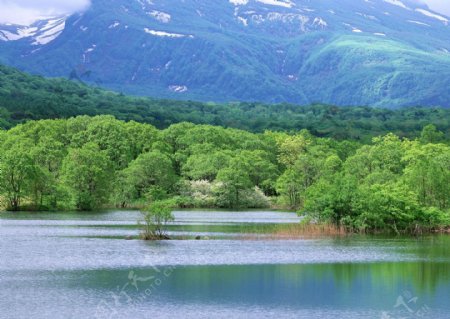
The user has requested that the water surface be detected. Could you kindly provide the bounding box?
[0,210,449,319]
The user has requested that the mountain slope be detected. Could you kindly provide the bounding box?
[1,0,450,107]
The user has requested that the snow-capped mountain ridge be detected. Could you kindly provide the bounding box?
[0,17,67,45]
[2,0,446,46]
[0,0,449,108]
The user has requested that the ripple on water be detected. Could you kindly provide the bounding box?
[1,210,449,319]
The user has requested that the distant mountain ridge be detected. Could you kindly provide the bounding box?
[1,0,450,108]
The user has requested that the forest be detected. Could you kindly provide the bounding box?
[1,64,450,142]
[0,115,448,234]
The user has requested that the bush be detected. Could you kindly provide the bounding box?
[140,199,175,240]
[239,187,271,208]
[180,180,217,208]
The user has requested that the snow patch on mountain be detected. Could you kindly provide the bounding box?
[169,85,188,93]
[313,17,327,28]
[383,0,409,10]
[238,16,249,26]
[408,20,430,26]
[230,0,249,5]
[109,22,120,29]
[256,0,293,8]
[0,27,36,41]
[32,19,66,45]
[0,30,19,41]
[237,10,318,32]
[266,12,307,23]
[415,9,448,25]
[83,44,96,63]
[0,17,66,45]
[342,23,364,33]
[148,10,171,23]
[84,44,96,54]
[230,0,293,8]
[144,28,193,38]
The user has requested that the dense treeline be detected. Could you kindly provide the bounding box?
[1,65,449,142]
[0,115,448,234]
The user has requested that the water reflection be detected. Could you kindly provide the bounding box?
[0,210,449,319]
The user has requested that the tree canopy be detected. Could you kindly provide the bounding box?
[0,115,448,234]
[1,65,449,142]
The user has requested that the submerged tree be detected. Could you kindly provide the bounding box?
[140,199,175,240]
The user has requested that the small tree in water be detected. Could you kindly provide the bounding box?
[140,199,175,240]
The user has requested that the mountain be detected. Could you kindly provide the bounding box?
[1,0,450,107]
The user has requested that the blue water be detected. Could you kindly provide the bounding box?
[0,210,449,319]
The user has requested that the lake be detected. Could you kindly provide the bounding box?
[0,210,449,319]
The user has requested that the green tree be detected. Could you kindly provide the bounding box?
[303,174,358,226]
[276,143,340,208]
[403,142,450,209]
[239,150,278,194]
[74,116,133,170]
[277,131,312,167]
[30,136,66,209]
[420,124,444,144]
[351,182,437,234]
[215,157,253,208]
[276,169,302,208]
[344,133,404,181]
[140,199,175,240]
[182,150,232,181]
[125,121,159,159]
[118,150,177,205]
[60,143,113,210]
[0,137,36,210]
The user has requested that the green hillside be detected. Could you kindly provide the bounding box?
[1,65,449,141]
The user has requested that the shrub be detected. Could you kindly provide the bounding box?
[140,199,175,240]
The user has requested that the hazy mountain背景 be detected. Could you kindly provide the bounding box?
[1,0,450,107]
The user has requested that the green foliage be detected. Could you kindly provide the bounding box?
[352,182,423,233]
[0,114,448,235]
[115,150,178,207]
[0,137,36,210]
[60,143,113,210]
[304,133,450,234]
[275,132,341,208]
[0,65,449,142]
[420,124,444,144]
[216,157,253,208]
[140,199,175,240]
[402,142,450,210]
[303,174,358,226]
[182,151,231,181]
[276,169,303,208]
